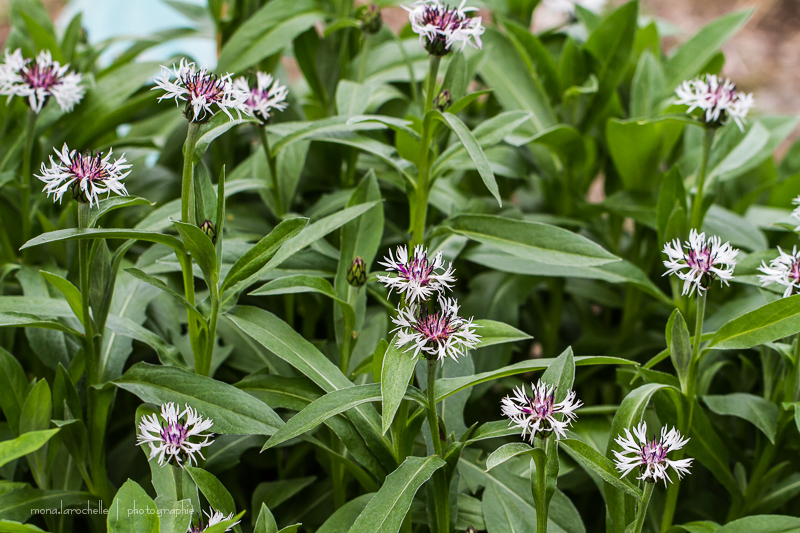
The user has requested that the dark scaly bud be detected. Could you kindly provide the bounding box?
[434,89,451,111]
[347,256,367,287]
[200,219,217,243]
[360,4,383,35]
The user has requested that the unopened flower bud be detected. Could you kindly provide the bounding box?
[200,219,216,243]
[347,256,367,287]
[434,89,451,111]
[360,4,383,35]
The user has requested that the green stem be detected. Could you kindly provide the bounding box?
[181,122,202,224]
[173,464,183,502]
[410,56,441,247]
[631,482,654,533]
[426,358,449,533]
[662,289,707,531]
[20,110,37,260]
[200,296,219,377]
[257,126,283,217]
[358,34,370,83]
[534,437,549,533]
[178,252,201,375]
[78,202,97,385]
[689,128,716,230]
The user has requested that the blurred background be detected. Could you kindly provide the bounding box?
[0,0,797,146]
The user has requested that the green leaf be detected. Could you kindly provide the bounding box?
[316,494,374,533]
[108,479,160,533]
[88,196,153,228]
[114,363,283,435]
[185,467,239,531]
[668,309,692,392]
[703,393,779,444]
[431,110,501,205]
[21,228,185,255]
[485,442,533,471]
[123,268,206,327]
[709,295,800,350]
[0,312,81,336]
[217,0,324,72]
[0,347,27,434]
[254,502,279,533]
[664,9,753,92]
[174,220,218,290]
[0,520,48,532]
[345,456,445,533]
[606,117,683,191]
[714,515,800,533]
[380,336,419,435]
[559,438,642,500]
[540,346,575,404]
[473,319,531,348]
[442,214,618,267]
[221,218,308,293]
[39,271,83,323]
[263,383,425,450]
[0,429,60,469]
[435,352,633,401]
[0,489,94,523]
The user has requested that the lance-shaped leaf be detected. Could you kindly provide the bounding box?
[263,383,426,450]
[709,295,800,350]
[442,215,618,267]
[380,335,419,434]
[114,363,283,435]
[431,110,501,205]
[668,309,692,392]
[0,429,60,469]
[0,489,94,523]
[89,196,153,228]
[124,268,206,327]
[221,218,309,293]
[559,438,642,500]
[485,442,534,471]
[346,456,445,533]
[108,479,160,533]
[21,228,185,254]
[704,393,779,444]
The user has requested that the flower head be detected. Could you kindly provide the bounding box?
[233,72,288,124]
[501,380,582,441]
[403,0,484,56]
[188,508,241,533]
[0,49,84,113]
[662,229,738,296]
[37,144,130,207]
[392,296,480,362]
[614,422,693,485]
[758,247,800,298]
[378,245,455,304]
[675,74,754,131]
[137,402,214,467]
[154,59,249,123]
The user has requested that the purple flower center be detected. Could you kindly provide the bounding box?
[521,392,556,418]
[182,70,225,104]
[708,82,735,107]
[790,259,800,284]
[639,439,668,466]
[398,252,435,286]
[686,246,714,274]
[413,309,457,343]
[422,3,470,36]
[68,152,110,183]
[21,63,59,90]
[161,421,189,448]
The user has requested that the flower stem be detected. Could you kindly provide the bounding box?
[78,202,97,385]
[20,109,37,260]
[534,437,550,533]
[631,482,654,533]
[410,56,441,247]
[358,34,371,83]
[426,358,449,533]
[173,464,183,502]
[661,289,707,531]
[689,128,716,230]
[181,122,202,224]
[257,126,283,217]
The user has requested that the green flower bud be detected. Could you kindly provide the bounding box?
[347,256,367,287]
[434,89,452,111]
[360,4,383,35]
[200,219,217,243]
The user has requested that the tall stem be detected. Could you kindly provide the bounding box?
[358,34,371,83]
[632,482,654,533]
[426,358,449,533]
[181,122,202,224]
[257,126,283,217]
[410,56,441,247]
[78,202,97,385]
[200,296,219,377]
[689,128,716,230]
[534,437,550,533]
[20,110,37,259]
[661,289,707,531]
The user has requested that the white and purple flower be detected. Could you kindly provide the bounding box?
[188,508,241,533]
[614,422,693,485]
[378,245,456,304]
[37,144,130,207]
[501,380,582,441]
[153,59,250,123]
[392,296,480,362]
[403,0,484,56]
[136,402,214,468]
[663,229,739,296]
[675,74,754,131]
[758,247,800,298]
[233,72,288,124]
[0,49,84,114]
